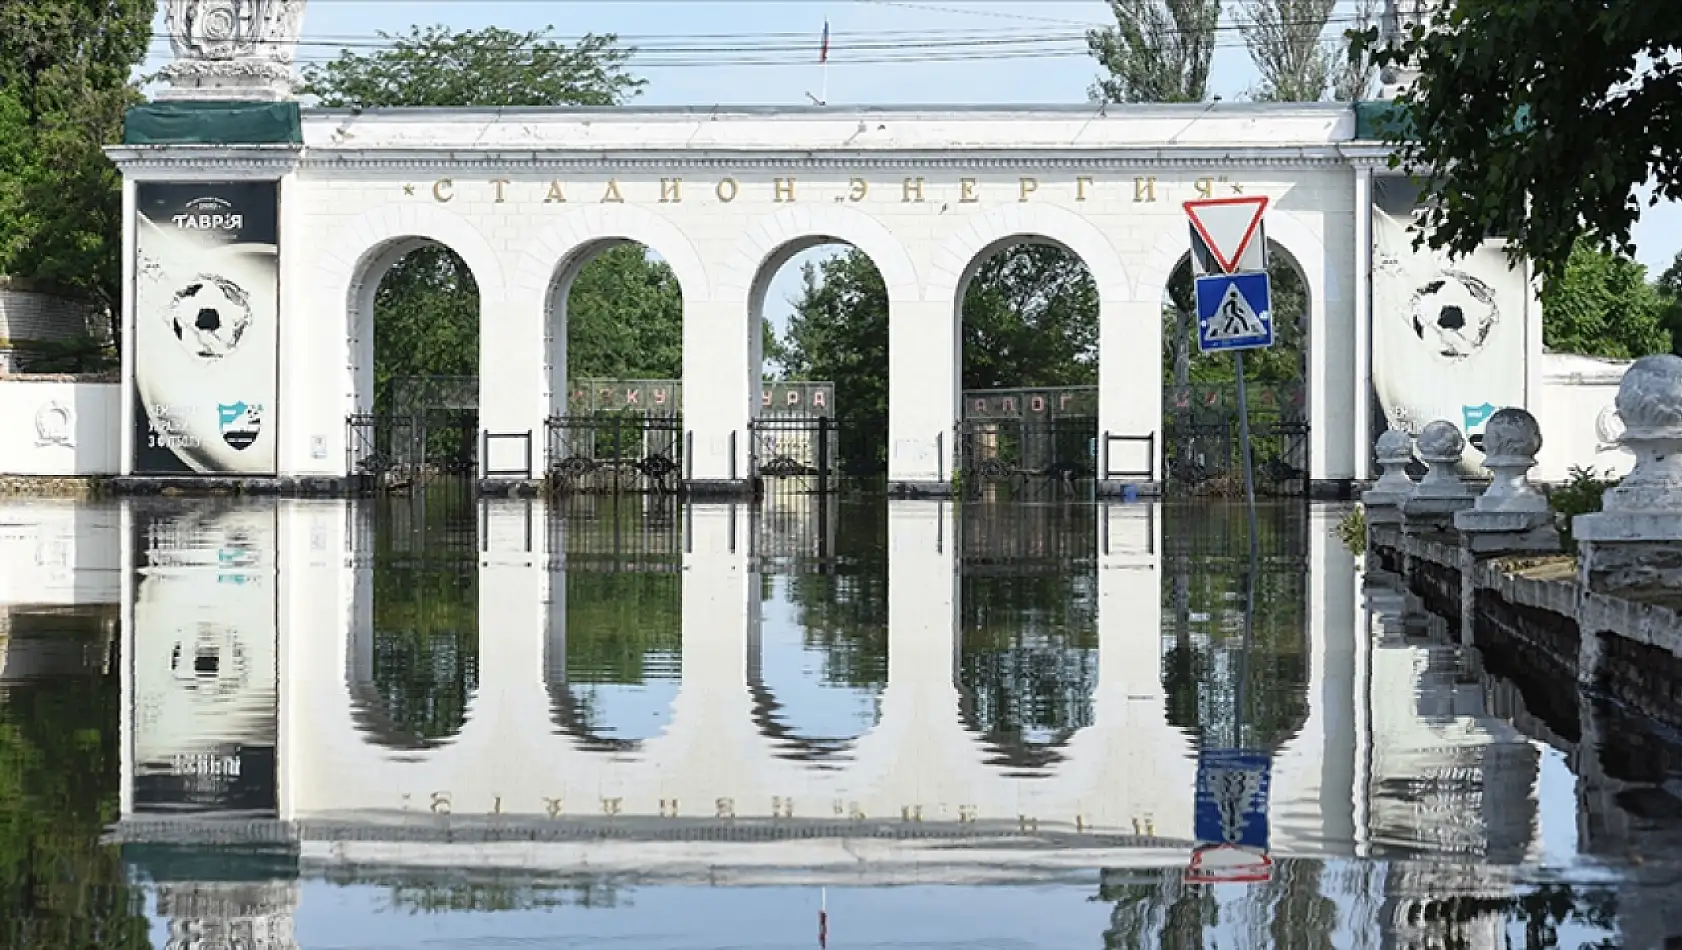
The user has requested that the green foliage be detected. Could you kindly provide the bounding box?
[781,245,1099,472]
[0,0,152,344]
[302,27,676,395]
[564,245,685,381]
[12,336,117,374]
[1540,240,1674,359]
[1547,465,1622,552]
[1351,1,1682,281]
[1237,0,1379,102]
[0,660,151,949]
[780,251,891,470]
[1337,505,1367,555]
[300,25,644,109]
[1086,0,1220,103]
[1656,251,1682,357]
[1162,249,1308,387]
[563,572,682,685]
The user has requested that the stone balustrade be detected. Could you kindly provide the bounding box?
[1360,353,1682,708]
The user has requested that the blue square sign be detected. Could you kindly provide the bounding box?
[1195,272,1273,353]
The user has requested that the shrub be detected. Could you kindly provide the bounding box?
[1547,465,1622,552]
[1336,504,1367,555]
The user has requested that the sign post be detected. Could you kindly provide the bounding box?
[1185,195,1272,564]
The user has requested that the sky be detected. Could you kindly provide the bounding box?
[142,0,1682,331]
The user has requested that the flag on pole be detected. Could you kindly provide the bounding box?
[819,19,830,63]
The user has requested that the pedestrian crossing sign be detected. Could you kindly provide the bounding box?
[1194,272,1273,353]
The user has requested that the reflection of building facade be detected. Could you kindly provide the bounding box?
[93,496,1368,886]
[1361,570,1538,949]
[153,880,299,950]
[6,494,1650,941]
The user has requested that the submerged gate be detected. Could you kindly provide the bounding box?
[1162,382,1310,496]
[347,376,478,496]
[958,386,1097,497]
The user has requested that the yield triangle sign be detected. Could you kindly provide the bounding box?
[1184,196,1269,274]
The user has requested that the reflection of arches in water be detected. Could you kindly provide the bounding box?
[956,572,1099,774]
[1159,503,1311,752]
[544,570,680,753]
[348,562,480,752]
[747,575,886,767]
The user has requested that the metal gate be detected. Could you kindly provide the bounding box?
[545,413,683,495]
[751,415,836,494]
[347,408,478,492]
[957,416,1097,497]
[1163,382,1309,495]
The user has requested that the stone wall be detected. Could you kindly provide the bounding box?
[0,280,102,372]
[0,378,121,477]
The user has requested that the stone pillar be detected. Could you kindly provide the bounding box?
[1454,408,1559,555]
[1400,420,1474,534]
[1573,355,1682,600]
[887,299,957,495]
[1362,428,1417,527]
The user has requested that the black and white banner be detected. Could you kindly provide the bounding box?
[129,504,279,817]
[132,181,279,475]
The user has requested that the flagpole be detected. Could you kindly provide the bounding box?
[819,17,830,105]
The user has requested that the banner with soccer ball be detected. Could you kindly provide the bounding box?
[132,181,279,475]
[1370,178,1531,476]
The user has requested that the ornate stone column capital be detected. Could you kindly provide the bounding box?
[157,0,309,102]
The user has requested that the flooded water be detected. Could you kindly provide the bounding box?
[2,493,1681,948]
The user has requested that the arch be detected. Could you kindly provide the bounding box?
[924,203,1131,306]
[506,205,706,423]
[313,203,505,416]
[717,204,920,305]
[510,203,710,312]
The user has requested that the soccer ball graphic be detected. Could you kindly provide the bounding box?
[1409,270,1499,361]
[166,273,252,359]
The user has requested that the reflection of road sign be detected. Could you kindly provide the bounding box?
[1195,273,1273,353]
[1185,843,1274,885]
[1194,749,1271,850]
[1185,196,1269,274]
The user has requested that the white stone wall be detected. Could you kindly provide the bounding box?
[215,104,1365,484]
[1533,352,1635,484]
[0,378,121,475]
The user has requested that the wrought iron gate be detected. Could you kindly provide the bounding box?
[1163,382,1309,495]
[347,408,478,492]
[751,415,836,494]
[545,414,683,494]
[957,417,1097,496]
[958,386,1097,497]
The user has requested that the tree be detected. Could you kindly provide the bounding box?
[301,25,643,109]
[1353,1,1682,280]
[0,0,152,355]
[780,245,1100,472]
[1237,0,1379,102]
[781,252,891,471]
[1539,239,1674,360]
[300,27,681,396]
[1087,0,1221,103]
[1656,251,1682,357]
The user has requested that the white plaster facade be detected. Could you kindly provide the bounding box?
[107,103,1378,491]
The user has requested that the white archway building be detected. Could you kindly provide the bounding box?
[108,104,1387,494]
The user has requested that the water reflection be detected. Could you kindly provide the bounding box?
[1,493,1680,945]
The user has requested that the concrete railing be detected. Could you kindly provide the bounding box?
[1361,354,1682,725]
